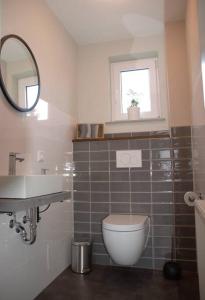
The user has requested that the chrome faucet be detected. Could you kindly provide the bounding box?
[9,152,24,175]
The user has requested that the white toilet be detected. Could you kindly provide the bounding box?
[102,214,149,266]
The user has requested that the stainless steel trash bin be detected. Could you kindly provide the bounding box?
[71,241,92,274]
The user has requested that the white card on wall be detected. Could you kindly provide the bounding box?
[116,150,142,168]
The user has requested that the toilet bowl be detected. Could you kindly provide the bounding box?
[102,214,149,266]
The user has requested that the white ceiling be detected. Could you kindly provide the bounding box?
[45,0,187,45]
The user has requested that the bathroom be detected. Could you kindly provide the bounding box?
[0,0,204,299]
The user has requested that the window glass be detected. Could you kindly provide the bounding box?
[121,69,151,114]
[26,85,38,108]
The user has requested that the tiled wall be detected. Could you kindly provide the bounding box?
[73,126,196,272]
[192,125,205,195]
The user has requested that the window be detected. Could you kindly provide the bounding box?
[26,84,38,107]
[18,76,38,108]
[111,57,161,121]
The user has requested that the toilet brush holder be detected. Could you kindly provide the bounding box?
[163,261,181,280]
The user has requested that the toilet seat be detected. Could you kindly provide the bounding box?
[103,214,148,232]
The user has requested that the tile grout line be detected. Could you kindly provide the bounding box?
[88,141,92,242]
[108,141,111,216]
[171,135,177,262]
[150,138,155,270]
[74,145,192,153]
[108,141,112,266]
[128,139,132,214]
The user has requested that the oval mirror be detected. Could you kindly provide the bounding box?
[0,34,40,112]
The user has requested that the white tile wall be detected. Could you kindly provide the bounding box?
[0,201,73,300]
[0,99,75,300]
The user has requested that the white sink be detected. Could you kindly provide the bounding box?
[0,175,63,199]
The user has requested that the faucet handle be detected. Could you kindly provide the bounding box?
[9,152,24,157]
[16,153,25,162]
[9,152,17,156]
[41,168,49,175]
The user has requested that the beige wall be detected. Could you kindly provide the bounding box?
[198,0,205,99]
[77,36,169,133]
[166,21,192,127]
[0,0,1,35]
[77,22,194,133]
[186,0,205,126]
[186,0,205,196]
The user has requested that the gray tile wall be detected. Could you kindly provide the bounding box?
[73,126,196,271]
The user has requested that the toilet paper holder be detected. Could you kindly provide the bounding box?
[184,191,202,206]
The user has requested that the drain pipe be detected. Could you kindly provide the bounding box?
[21,207,37,245]
[10,208,37,245]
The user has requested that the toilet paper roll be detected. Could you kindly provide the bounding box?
[184,191,199,207]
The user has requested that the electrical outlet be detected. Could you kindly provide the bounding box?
[37,150,45,163]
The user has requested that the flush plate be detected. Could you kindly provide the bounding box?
[116,150,142,168]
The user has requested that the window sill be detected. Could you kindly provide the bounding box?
[106,117,166,124]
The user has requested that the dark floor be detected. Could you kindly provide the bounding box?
[35,266,199,300]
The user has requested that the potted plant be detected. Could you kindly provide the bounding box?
[127,89,140,120]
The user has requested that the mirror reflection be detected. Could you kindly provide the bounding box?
[0,35,40,112]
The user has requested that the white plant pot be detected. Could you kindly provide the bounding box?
[127,106,140,120]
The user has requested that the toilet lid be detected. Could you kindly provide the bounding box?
[102,214,148,231]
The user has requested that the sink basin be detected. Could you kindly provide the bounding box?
[0,175,63,199]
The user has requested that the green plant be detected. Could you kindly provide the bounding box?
[127,89,140,107]
[131,99,139,107]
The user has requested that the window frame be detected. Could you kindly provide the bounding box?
[110,57,161,121]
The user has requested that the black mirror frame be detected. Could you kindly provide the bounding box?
[0,34,41,112]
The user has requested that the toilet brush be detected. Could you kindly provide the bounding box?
[163,237,181,280]
[163,186,181,280]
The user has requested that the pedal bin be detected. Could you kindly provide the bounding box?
[71,241,92,274]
